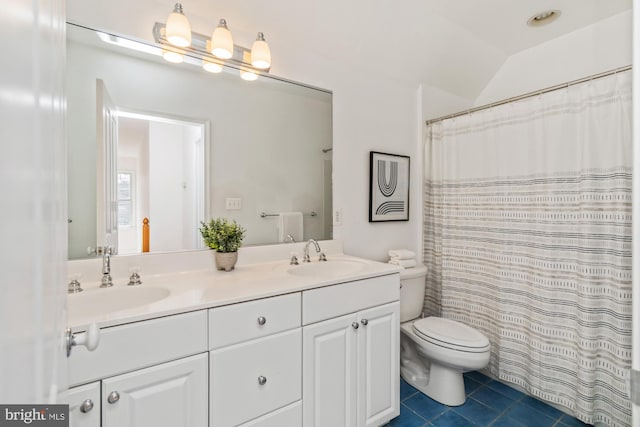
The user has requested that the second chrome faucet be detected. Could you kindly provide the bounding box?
[302,239,327,263]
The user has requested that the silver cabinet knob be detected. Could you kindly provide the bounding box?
[107,391,120,404]
[257,316,267,326]
[258,375,267,385]
[352,322,359,330]
[79,399,94,413]
[361,319,369,326]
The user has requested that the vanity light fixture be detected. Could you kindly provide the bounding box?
[250,32,271,69]
[153,19,272,80]
[210,19,234,59]
[165,3,192,47]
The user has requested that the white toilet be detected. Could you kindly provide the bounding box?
[399,265,491,406]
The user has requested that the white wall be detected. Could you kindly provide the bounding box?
[476,10,632,106]
[149,122,186,251]
[422,11,633,123]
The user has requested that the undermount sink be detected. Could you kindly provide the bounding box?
[287,259,368,278]
[68,286,170,319]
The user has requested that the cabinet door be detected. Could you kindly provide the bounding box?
[68,382,101,427]
[357,302,400,427]
[303,313,358,427]
[102,353,208,427]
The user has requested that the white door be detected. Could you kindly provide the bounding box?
[96,79,119,253]
[102,354,208,427]
[0,0,67,405]
[303,313,358,427]
[357,302,400,427]
[68,382,101,427]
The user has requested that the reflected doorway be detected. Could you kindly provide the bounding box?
[117,112,207,255]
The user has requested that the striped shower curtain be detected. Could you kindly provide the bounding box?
[423,71,632,426]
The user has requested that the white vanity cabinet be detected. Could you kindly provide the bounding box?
[208,293,303,427]
[302,274,400,427]
[66,261,400,427]
[68,310,209,427]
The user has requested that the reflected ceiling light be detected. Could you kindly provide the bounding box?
[165,3,192,47]
[527,10,561,27]
[162,49,184,63]
[203,57,223,73]
[250,32,271,70]
[211,19,234,59]
[240,52,259,81]
[153,20,272,80]
[240,70,259,81]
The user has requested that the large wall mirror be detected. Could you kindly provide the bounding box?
[67,23,333,260]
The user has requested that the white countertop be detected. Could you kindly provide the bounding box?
[68,251,400,331]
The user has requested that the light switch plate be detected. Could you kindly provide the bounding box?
[225,198,242,210]
[333,208,343,226]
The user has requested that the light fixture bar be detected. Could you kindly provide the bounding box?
[153,22,270,74]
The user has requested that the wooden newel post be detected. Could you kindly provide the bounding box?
[142,217,150,253]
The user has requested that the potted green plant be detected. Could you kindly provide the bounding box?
[199,218,246,271]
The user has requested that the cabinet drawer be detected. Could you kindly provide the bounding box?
[210,329,301,426]
[302,274,399,325]
[69,310,208,386]
[239,401,301,426]
[209,293,300,349]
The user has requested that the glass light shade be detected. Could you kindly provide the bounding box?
[240,70,259,81]
[211,19,234,59]
[203,58,223,73]
[162,49,184,63]
[251,33,271,69]
[165,4,191,47]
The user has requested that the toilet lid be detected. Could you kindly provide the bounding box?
[413,317,490,351]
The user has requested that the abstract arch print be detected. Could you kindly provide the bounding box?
[377,159,398,196]
[369,152,410,222]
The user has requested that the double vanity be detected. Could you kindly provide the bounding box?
[66,241,401,427]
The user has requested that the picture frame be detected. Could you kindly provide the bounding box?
[369,151,410,222]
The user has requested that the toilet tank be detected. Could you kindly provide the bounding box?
[399,264,428,322]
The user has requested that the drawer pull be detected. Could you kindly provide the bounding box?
[352,322,359,330]
[361,319,369,326]
[257,316,267,326]
[107,391,120,404]
[258,375,267,385]
[79,399,94,413]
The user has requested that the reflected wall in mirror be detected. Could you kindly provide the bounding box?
[67,23,333,259]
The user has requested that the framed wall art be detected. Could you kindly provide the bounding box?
[369,151,410,222]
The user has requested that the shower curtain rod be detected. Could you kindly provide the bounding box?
[425,64,632,126]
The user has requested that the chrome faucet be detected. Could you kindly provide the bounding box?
[303,239,326,262]
[286,234,296,243]
[100,246,114,288]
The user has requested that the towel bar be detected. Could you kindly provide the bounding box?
[260,212,317,218]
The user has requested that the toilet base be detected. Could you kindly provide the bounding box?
[401,361,466,406]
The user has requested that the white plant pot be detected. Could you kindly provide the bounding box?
[214,251,238,272]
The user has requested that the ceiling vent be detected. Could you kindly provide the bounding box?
[527,10,561,27]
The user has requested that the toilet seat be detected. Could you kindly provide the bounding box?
[412,317,490,353]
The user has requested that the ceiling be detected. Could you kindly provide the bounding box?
[71,0,632,101]
[173,0,631,99]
